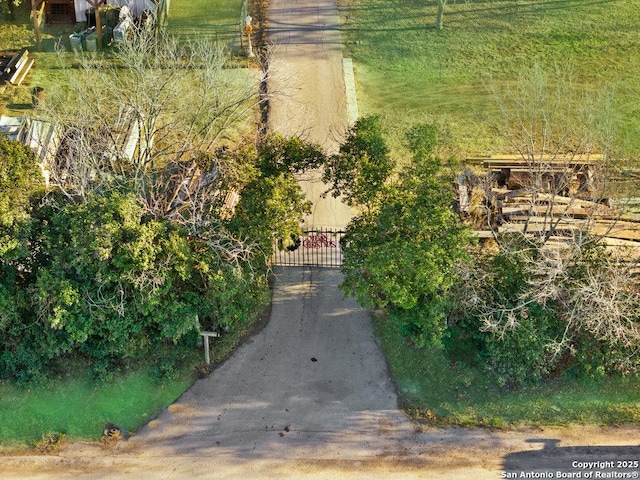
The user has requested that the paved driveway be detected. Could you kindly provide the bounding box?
[126,267,409,460]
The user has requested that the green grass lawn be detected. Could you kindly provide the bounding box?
[338,0,640,157]
[374,312,640,427]
[0,368,194,445]
[166,0,244,46]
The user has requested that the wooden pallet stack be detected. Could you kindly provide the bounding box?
[1,48,34,86]
[492,189,640,245]
[462,155,640,253]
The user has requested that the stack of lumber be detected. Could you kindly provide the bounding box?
[478,188,640,246]
[1,48,34,86]
[464,155,640,268]
[466,154,603,173]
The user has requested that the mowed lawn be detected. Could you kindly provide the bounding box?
[0,370,193,445]
[374,314,640,427]
[166,0,244,45]
[338,0,640,156]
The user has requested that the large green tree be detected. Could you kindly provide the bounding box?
[0,190,268,382]
[323,116,393,210]
[0,30,327,383]
[0,133,325,382]
[228,134,326,255]
[338,123,470,347]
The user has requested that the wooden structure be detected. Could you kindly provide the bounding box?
[30,0,46,50]
[0,49,34,86]
[85,0,106,48]
[31,0,160,50]
[463,154,640,255]
[466,154,603,193]
[31,0,107,49]
[486,189,640,239]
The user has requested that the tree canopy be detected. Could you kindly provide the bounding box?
[332,120,470,347]
[0,32,325,383]
[322,115,393,209]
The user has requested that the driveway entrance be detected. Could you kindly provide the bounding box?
[273,229,345,267]
[126,267,408,460]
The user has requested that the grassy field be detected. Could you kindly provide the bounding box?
[0,367,194,445]
[338,0,640,157]
[166,0,244,46]
[374,313,640,427]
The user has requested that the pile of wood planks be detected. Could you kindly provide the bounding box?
[1,48,34,86]
[463,156,640,251]
[492,189,640,243]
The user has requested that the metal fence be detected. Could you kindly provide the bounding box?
[272,229,345,268]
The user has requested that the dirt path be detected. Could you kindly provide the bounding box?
[267,0,355,229]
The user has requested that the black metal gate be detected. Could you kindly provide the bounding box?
[272,229,345,268]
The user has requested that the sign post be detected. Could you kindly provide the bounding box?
[200,331,221,364]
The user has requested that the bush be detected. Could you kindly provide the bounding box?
[451,234,639,387]
[448,302,565,388]
[479,303,563,387]
[390,301,450,348]
[0,191,269,383]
